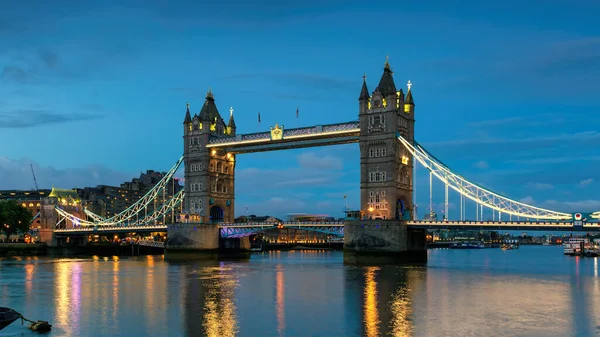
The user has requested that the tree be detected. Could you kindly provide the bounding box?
[0,200,33,239]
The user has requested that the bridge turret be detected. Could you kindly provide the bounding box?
[377,56,398,109]
[358,73,370,115]
[183,102,192,124]
[404,81,414,114]
[227,106,237,136]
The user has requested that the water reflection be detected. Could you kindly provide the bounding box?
[275,264,285,337]
[3,248,600,337]
[184,262,240,337]
[345,265,419,337]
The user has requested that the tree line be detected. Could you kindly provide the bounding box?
[0,200,33,239]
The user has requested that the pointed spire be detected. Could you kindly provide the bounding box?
[359,73,369,101]
[377,56,397,97]
[206,87,214,101]
[199,87,220,122]
[183,101,191,124]
[405,80,414,104]
[228,106,236,129]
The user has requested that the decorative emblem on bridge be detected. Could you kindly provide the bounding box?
[270,123,284,141]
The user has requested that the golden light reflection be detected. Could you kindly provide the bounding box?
[145,255,156,334]
[364,266,380,337]
[112,258,120,322]
[54,262,82,336]
[24,263,35,299]
[276,264,285,337]
[389,286,413,337]
[201,268,239,337]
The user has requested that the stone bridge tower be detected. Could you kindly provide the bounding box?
[182,90,236,224]
[358,57,415,221]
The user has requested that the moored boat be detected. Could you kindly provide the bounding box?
[0,307,21,331]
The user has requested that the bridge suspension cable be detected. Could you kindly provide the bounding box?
[397,133,572,220]
[54,155,184,227]
[84,208,105,221]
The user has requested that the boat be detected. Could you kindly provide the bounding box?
[0,307,21,331]
[542,242,551,246]
[563,238,589,256]
[501,244,519,250]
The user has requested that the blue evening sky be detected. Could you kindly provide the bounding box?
[1,0,599,219]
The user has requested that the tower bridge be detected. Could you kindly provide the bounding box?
[47,57,600,263]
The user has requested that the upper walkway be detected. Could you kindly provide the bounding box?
[206,121,359,153]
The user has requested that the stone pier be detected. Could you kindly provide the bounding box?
[343,220,427,264]
[164,223,250,259]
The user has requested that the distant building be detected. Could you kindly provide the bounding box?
[79,170,182,220]
[0,189,52,228]
[234,215,282,223]
[39,187,85,229]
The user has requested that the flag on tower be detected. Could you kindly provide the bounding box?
[296,106,299,118]
[258,112,261,123]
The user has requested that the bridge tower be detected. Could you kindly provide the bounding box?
[358,57,415,221]
[345,57,425,264]
[166,90,245,258]
[182,90,236,224]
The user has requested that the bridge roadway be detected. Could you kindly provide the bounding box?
[53,220,600,238]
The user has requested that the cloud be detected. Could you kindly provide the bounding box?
[473,161,489,169]
[516,195,600,213]
[0,109,102,128]
[579,178,594,188]
[527,182,554,190]
[0,157,133,190]
[519,196,536,204]
[297,152,343,170]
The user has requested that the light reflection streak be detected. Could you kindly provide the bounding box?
[594,257,598,278]
[390,281,413,336]
[276,264,285,337]
[24,263,35,300]
[112,257,120,323]
[363,266,380,337]
[145,255,156,336]
[201,264,239,337]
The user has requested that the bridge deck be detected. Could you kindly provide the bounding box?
[206,122,359,154]
[53,220,600,236]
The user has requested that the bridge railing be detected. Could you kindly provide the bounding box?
[219,221,345,227]
[55,224,168,233]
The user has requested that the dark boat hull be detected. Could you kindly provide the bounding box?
[0,308,21,331]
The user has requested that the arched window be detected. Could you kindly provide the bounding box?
[216,162,222,173]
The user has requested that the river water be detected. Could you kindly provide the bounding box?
[1,246,599,337]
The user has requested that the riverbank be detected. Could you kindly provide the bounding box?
[0,243,47,256]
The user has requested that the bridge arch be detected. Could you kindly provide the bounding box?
[210,205,224,223]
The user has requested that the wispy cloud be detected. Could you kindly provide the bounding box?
[527,182,554,190]
[0,157,132,190]
[473,161,489,169]
[297,152,343,170]
[0,109,102,128]
[579,178,594,188]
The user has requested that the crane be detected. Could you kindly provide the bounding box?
[30,164,39,191]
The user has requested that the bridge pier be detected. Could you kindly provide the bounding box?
[343,220,427,264]
[164,223,250,259]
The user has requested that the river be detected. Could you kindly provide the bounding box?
[1,246,599,337]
